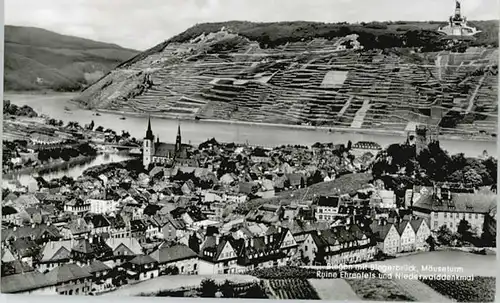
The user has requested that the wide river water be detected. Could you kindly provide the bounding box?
[2,153,133,188]
[4,92,497,158]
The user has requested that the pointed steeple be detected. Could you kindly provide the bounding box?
[176,121,182,152]
[145,115,154,140]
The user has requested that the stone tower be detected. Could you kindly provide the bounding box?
[143,117,155,168]
[415,125,429,156]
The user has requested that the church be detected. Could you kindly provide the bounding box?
[142,117,190,169]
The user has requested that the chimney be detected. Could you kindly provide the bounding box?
[264,236,268,244]
[278,226,282,233]
[317,230,321,236]
[250,238,254,247]
[215,234,220,245]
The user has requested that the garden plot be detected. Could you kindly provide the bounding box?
[308,279,360,301]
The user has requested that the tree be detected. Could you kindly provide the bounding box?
[95,126,104,132]
[426,235,436,251]
[347,140,352,150]
[463,169,482,188]
[220,280,235,298]
[200,278,217,297]
[448,170,464,183]
[480,227,496,248]
[457,219,473,243]
[188,232,200,253]
[436,225,454,246]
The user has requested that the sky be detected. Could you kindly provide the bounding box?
[5,0,498,51]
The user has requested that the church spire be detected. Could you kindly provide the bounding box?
[145,115,154,140]
[176,121,182,152]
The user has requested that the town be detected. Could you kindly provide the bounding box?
[1,103,497,299]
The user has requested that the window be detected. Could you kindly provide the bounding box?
[475,214,478,219]
[469,213,472,219]
[444,213,447,218]
[455,213,459,218]
[434,213,438,218]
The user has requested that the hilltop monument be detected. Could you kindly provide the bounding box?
[438,0,482,37]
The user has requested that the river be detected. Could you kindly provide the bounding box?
[2,153,133,189]
[4,92,497,157]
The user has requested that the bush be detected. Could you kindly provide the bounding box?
[200,278,217,298]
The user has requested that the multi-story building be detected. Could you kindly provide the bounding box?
[88,199,118,214]
[410,218,431,251]
[123,255,159,281]
[300,225,376,265]
[150,244,199,275]
[370,220,401,256]
[198,235,243,274]
[396,220,416,252]
[313,195,343,222]
[412,188,496,236]
[64,199,90,215]
[45,263,93,296]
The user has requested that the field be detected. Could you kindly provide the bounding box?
[420,277,496,302]
[308,279,360,301]
[345,277,417,301]
[267,278,320,300]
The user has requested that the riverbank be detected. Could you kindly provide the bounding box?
[93,108,496,143]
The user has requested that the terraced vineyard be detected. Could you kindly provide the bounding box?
[76,25,498,139]
[266,279,320,300]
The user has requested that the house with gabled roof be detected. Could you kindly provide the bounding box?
[395,220,416,252]
[246,204,284,225]
[85,214,111,235]
[410,217,431,251]
[198,234,242,274]
[300,225,375,266]
[1,247,16,263]
[108,214,130,239]
[45,263,92,295]
[149,244,198,275]
[61,218,91,240]
[412,191,496,236]
[105,237,143,266]
[2,223,61,244]
[37,240,73,273]
[2,205,19,225]
[71,237,113,266]
[370,220,400,255]
[82,260,113,294]
[123,254,159,282]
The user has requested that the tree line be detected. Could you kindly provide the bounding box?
[372,141,497,188]
[3,100,38,117]
[37,142,97,163]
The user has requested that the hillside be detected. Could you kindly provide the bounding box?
[75,21,498,139]
[4,25,139,92]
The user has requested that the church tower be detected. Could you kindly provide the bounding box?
[143,116,155,169]
[175,124,182,153]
